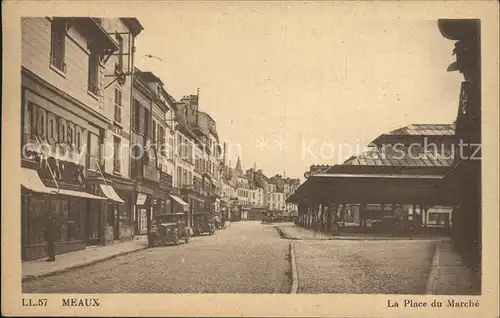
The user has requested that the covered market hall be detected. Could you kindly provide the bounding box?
[287,124,458,235]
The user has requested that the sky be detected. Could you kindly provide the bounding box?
[133,3,464,182]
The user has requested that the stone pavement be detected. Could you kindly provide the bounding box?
[275,222,446,240]
[276,223,480,295]
[23,221,291,293]
[22,236,148,282]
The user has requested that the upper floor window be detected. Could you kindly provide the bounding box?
[144,108,150,138]
[113,136,121,174]
[50,18,66,72]
[114,88,122,123]
[152,120,157,143]
[88,50,100,95]
[133,100,141,132]
[88,132,102,171]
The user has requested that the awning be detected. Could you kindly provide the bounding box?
[100,184,125,203]
[22,168,107,200]
[53,188,106,200]
[169,195,189,206]
[21,168,53,194]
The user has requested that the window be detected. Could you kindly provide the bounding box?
[116,34,124,71]
[428,212,438,222]
[158,125,166,156]
[114,88,122,123]
[152,120,157,143]
[133,100,141,132]
[68,200,83,241]
[88,50,100,95]
[177,167,182,188]
[169,137,174,160]
[144,108,150,137]
[88,132,101,171]
[113,136,121,173]
[50,18,66,72]
[26,197,47,245]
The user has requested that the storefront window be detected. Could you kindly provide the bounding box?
[50,199,61,242]
[68,199,82,241]
[165,198,171,214]
[117,190,131,226]
[88,200,101,240]
[60,199,69,242]
[27,197,47,245]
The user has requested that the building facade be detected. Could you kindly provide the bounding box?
[21,17,142,260]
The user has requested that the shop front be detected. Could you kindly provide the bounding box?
[155,171,173,216]
[169,193,190,225]
[21,167,106,261]
[89,173,136,242]
[21,66,112,259]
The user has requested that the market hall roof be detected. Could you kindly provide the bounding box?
[288,123,457,205]
[340,144,454,168]
[369,123,455,145]
[379,124,455,136]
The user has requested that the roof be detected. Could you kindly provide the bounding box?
[136,70,164,86]
[341,144,454,168]
[383,124,455,136]
[286,173,457,206]
[121,18,144,36]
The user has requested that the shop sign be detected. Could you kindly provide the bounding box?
[136,193,148,206]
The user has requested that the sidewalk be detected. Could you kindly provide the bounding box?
[22,236,148,282]
[426,239,481,295]
[275,223,446,241]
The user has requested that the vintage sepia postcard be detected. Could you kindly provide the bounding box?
[2,1,499,317]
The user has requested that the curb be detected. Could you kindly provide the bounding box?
[425,241,441,294]
[275,227,448,241]
[289,242,299,294]
[22,246,148,283]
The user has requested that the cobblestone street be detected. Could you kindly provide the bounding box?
[294,239,436,294]
[23,222,292,293]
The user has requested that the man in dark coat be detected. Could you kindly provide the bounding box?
[44,215,56,261]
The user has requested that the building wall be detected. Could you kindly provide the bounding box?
[174,129,194,188]
[100,19,134,179]
[21,18,103,115]
[21,17,125,259]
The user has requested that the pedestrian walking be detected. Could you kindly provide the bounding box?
[44,215,56,262]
